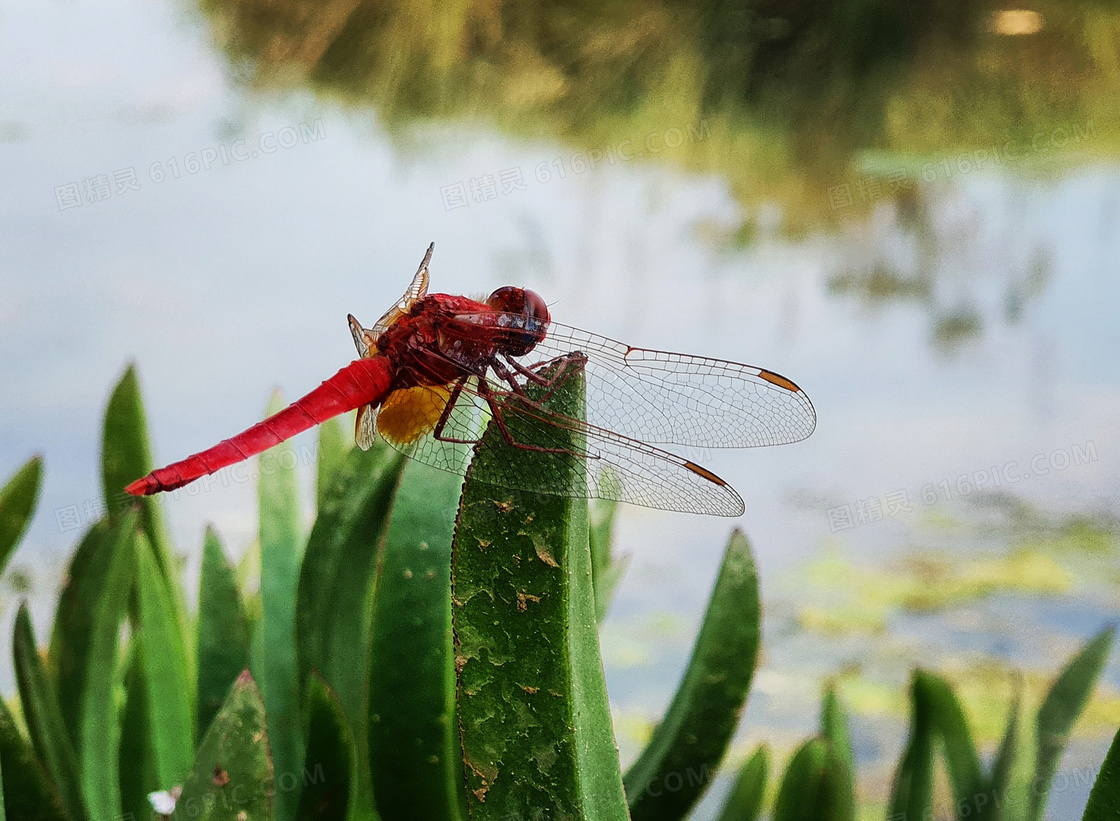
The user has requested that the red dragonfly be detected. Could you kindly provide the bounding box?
[126,244,815,516]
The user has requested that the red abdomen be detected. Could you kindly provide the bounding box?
[126,356,393,495]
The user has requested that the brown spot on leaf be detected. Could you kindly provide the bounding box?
[516,591,542,611]
[534,542,559,567]
[212,766,230,787]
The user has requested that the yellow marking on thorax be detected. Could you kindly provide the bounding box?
[377,385,452,444]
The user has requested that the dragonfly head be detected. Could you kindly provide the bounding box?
[486,286,550,356]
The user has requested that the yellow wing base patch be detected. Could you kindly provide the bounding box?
[376,385,453,445]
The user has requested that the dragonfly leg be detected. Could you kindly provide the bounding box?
[499,352,585,405]
[489,359,568,415]
[476,379,587,457]
[430,376,484,444]
[504,352,580,388]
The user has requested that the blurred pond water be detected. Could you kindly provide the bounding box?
[1,0,1118,816]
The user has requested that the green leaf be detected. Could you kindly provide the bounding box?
[773,739,828,821]
[0,699,69,821]
[715,746,768,821]
[259,390,306,821]
[453,356,629,820]
[820,687,855,821]
[316,415,351,508]
[296,440,404,727]
[101,365,190,671]
[78,512,137,821]
[297,673,353,821]
[12,604,87,821]
[101,366,176,575]
[0,457,42,577]
[297,437,402,821]
[118,645,159,821]
[589,496,627,621]
[1081,721,1120,821]
[986,694,1019,821]
[50,521,112,749]
[135,531,194,787]
[367,461,465,821]
[171,670,273,821]
[1032,627,1115,821]
[887,673,935,821]
[197,526,251,738]
[916,671,984,819]
[624,529,761,820]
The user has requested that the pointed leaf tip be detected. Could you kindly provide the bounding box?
[0,456,44,576]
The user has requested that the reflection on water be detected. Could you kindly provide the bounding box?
[827,184,1060,350]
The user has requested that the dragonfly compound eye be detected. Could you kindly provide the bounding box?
[487,287,550,356]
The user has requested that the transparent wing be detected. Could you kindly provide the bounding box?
[378,379,486,478]
[445,313,817,449]
[348,243,433,357]
[373,362,745,517]
[354,404,379,450]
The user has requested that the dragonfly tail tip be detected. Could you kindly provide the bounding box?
[125,475,158,496]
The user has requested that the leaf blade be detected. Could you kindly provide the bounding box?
[772,739,828,821]
[118,645,159,821]
[887,673,935,821]
[367,462,466,821]
[50,520,112,750]
[1080,721,1120,821]
[715,746,768,821]
[298,673,353,821]
[135,531,195,787]
[197,526,251,738]
[820,687,855,821]
[453,357,629,820]
[171,670,273,821]
[915,671,984,819]
[316,415,351,509]
[0,699,69,821]
[296,441,404,726]
[78,512,137,821]
[0,457,42,577]
[623,529,762,821]
[101,365,177,583]
[12,604,87,821]
[257,393,306,821]
[1032,627,1115,821]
